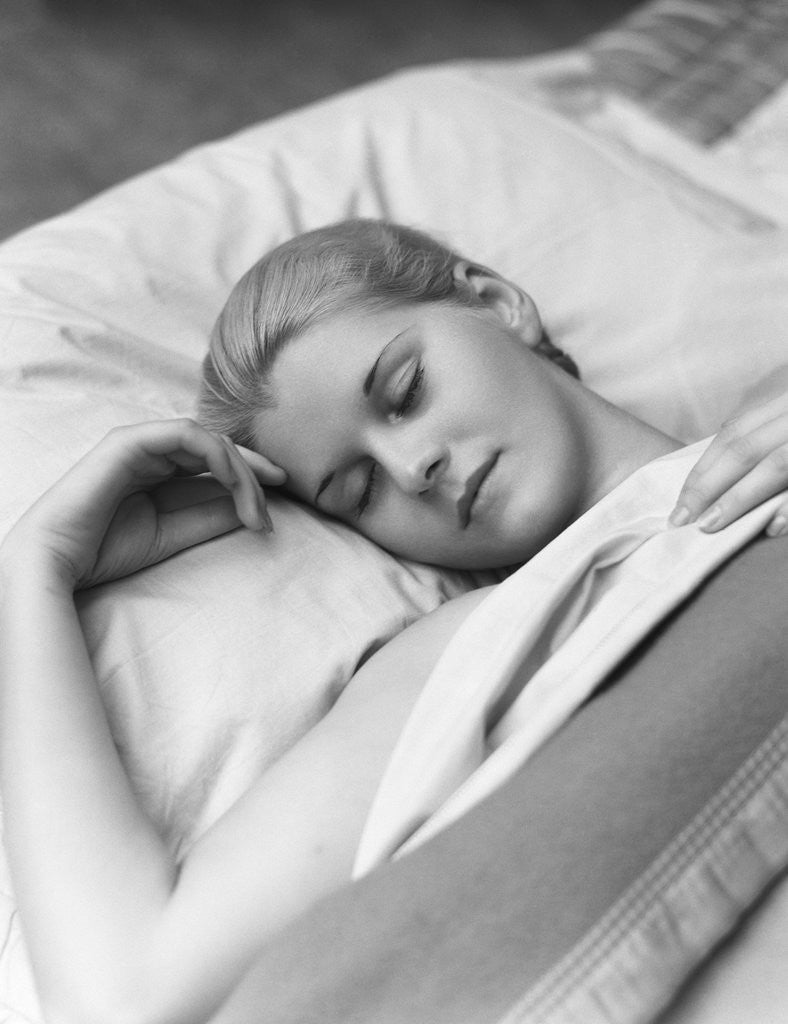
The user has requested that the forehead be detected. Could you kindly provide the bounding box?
[269,302,417,412]
[278,304,408,375]
[252,304,414,493]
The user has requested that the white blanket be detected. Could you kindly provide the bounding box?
[354,441,786,876]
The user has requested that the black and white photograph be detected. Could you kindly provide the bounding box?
[1,2,787,1022]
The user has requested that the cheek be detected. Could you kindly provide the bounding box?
[359,502,440,562]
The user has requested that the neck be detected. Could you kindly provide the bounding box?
[559,370,682,516]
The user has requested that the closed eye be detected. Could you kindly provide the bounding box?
[352,357,424,518]
[358,362,423,516]
[355,462,379,518]
[395,361,424,419]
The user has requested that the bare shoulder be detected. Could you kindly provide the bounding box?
[311,583,497,826]
[333,584,497,721]
[162,583,498,990]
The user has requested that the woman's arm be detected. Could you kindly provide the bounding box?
[208,533,788,1024]
[0,421,279,1023]
[145,583,488,1023]
[671,365,788,535]
[1,551,178,1023]
[0,420,489,1024]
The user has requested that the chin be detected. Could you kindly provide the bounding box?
[384,531,535,573]
[423,546,527,573]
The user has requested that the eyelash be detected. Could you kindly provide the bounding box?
[356,360,425,517]
[356,463,379,518]
[395,361,424,419]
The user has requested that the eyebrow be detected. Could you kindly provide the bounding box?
[363,329,407,396]
[314,328,410,506]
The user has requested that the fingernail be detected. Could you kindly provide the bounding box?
[697,506,722,531]
[670,505,690,527]
[766,515,787,538]
[257,490,274,532]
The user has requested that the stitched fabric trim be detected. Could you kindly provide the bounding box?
[499,715,788,1024]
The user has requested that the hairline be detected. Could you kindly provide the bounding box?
[254,288,471,414]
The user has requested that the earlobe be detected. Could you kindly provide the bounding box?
[452,260,542,348]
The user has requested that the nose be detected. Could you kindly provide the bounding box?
[371,432,447,496]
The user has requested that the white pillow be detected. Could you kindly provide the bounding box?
[2,58,787,1024]
[1,62,786,852]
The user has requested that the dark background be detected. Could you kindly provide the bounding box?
[1,0,644,241]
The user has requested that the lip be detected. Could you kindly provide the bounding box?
[458,452,499,529]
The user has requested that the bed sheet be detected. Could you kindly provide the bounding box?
[1,5,787,1020]
[355,444,785,871]
[353,443,788,1023]
[417,12,788,1021]
[460,0,788,226]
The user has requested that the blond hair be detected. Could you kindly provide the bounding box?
[198,218,577,447]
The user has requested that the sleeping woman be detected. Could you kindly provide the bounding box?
[1,219,787,1024]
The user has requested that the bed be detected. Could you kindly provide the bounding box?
[1,0,787,1020]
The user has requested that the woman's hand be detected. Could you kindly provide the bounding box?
[2,419,286,590]
[670,367,788,537]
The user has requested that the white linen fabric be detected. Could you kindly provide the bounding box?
[1,57,787,1024]
[354,442,787,875]
[1,64,786,858]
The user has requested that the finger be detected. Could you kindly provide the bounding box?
[107,421,270,531]
[152,496,246,563]
[112,420,237,489]
[671,414,788,525]
[168,444,285,485]
[766,501,788,539]
[141,421,267,532]
[217,434,272,532]
[158,432,269,532]
[150,476,229,513]
[234,444,287,486]
[218,439,286,533]
[693,449,788,532]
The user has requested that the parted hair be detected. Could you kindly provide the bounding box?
[198,219,578,449]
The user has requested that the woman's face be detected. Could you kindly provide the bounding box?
[254,299,589,568]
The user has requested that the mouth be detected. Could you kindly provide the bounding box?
[458,452,499,529]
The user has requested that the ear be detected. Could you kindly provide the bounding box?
[452,260,542,348]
